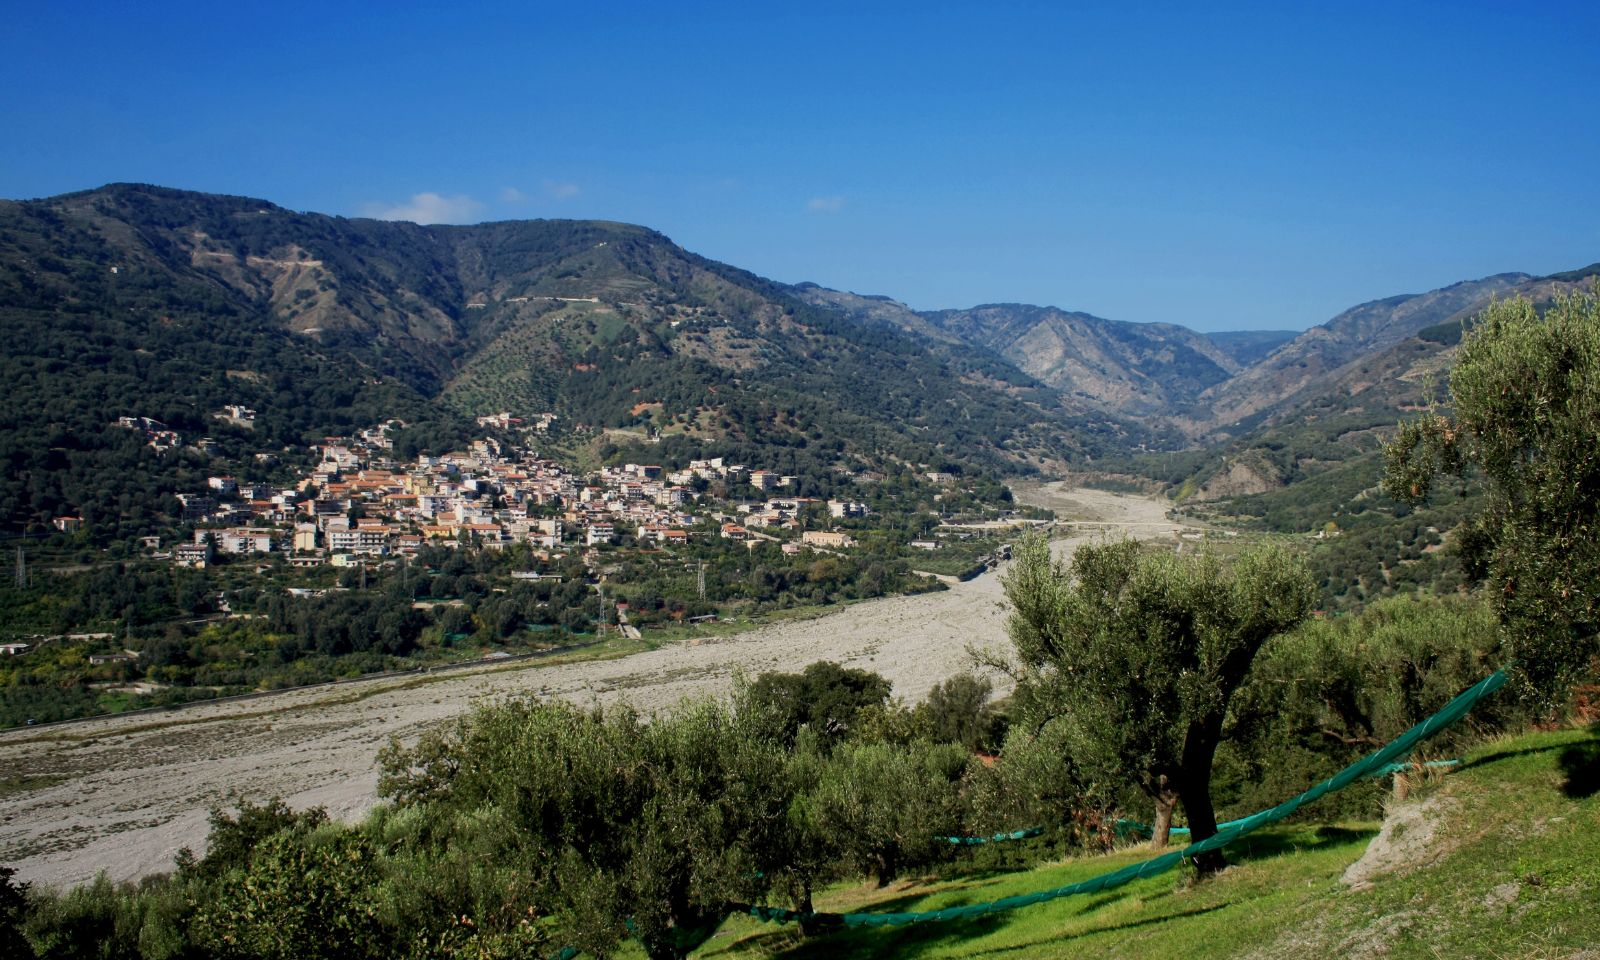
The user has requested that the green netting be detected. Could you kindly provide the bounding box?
[736,668,1508,929]
[1114,759,1461,837]
[937,827,1045,845]
[1113,814,1251,839]
[1372,758,1460,777]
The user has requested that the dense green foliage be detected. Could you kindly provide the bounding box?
[377,698,791,959]
[1219,594,1517,818]
[0,546,602,728]
[744,662,892,750]
[1003,537,1316,867]
[1385,289,1600,699]
[4,608,1541,959]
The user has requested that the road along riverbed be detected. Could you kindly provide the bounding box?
[0,484,1188,889]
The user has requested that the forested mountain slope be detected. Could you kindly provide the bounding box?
[3,182,1592,543]
[0,184,1145,537]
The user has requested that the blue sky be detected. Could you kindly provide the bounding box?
[3,1,1597,331]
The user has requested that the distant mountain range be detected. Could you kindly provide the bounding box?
[794,287,1273,419]
[797,269,1596,442]
[0,182,1592,534]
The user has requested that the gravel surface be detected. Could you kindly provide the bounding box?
[0,485,1186,889]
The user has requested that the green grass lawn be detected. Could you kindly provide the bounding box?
[667,724,1600,960]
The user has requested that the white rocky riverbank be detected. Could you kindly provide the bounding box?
[0,484,1187,890]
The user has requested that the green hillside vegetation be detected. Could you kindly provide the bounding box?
[0,592,1572,958]
[0,184,1142,544]
[700,723,1599,960]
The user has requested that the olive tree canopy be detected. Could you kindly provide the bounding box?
[1003,536,1315,871]
[1384,287,1600,700]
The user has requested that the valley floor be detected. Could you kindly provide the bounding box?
[0,486,1186,891]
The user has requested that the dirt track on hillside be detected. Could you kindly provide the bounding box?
[0,485,1186,889]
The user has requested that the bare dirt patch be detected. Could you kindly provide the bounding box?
[1342,792,1460,889]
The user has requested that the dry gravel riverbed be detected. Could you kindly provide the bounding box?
[0,485,1188,889]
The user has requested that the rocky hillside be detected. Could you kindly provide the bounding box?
[789,287,1279,421]
[1177,267,1600,498]
[800,269,1596,447]
[1188,273,1532,436]
[915,303,1243,417]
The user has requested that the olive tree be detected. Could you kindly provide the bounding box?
[192,828,392,960]
[813,739,966,886]
[1003,536,1315,871]
[377,697,792,960]
[1384,288,1600,701]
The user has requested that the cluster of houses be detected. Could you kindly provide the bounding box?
[113,416,182,452]
[167,426,875,569]
[115,407,269,453]
[214,405,257,427]
[475,411,559,432]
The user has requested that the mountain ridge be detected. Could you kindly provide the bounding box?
[3,181,1593,540]
[0,183,1136,536]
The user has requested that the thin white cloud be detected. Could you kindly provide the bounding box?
[363,192,486,224]
[499,186,528,205]
[543,179,582,201]
[807,195,845,214]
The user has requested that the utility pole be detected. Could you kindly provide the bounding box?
[14,546,26,589]
[697,561,706,601]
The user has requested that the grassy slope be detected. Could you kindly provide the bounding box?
[687,725,1599,960]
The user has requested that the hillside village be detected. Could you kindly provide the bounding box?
[149,415,882,570]
[1,406,1016,716]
